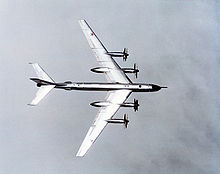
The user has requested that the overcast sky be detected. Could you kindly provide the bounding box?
[0,0,219,174]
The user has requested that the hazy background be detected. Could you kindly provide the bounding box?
[0,0,219,173]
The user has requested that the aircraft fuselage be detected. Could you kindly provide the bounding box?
[54,82,165,92]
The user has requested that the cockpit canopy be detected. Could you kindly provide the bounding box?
[64,81,73,84]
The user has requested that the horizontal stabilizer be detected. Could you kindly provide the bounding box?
[29,63,55,106]
[29,63,54,83]
[29,85,55,106]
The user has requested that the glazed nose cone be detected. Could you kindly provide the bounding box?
[152,85,168,91]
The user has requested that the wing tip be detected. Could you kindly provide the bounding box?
[76,151,85,157]
[78,19,90,30]
[79,19,85,21]
[76,154,84,157]
[27,103,36,106]
[78,19,86,24]
[29,62,38,66]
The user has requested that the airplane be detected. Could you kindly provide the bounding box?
[29,19,167,157]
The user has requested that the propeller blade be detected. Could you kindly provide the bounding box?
[124,113,127,120]
[123,48,128,61]
[134,99,139,112]
[134,64,139,78]
[124,114,129,128]
[124,48,128,54]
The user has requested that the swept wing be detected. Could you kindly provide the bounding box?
[76,90,131,156]
[77,20,132,156]
[79,20,132,84]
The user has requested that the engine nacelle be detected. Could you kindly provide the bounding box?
[107,48,129,61]
[121,99,139,112]
[122,63,139,78]
[90,101,111,107]
[121,103,135,107]
[122,68,137,73]
[91,67,110,73]
[107,114,129,128]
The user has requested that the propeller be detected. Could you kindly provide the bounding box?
[123,114,129,128]
[123,48,129,61]
[134,63,139,78]
[134,99,139,112]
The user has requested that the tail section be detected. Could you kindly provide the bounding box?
[29,63,54,83]
[28,85,55,106]
[29,63,55,106]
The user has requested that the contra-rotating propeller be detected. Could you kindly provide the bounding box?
[134,99,139,112]
[134,63,139,78]
[123,114,129,128]
[123,48,129,61]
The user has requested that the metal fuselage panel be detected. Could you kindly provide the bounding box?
[54,82,161,92]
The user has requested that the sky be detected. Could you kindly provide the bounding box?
[0,0,219,174]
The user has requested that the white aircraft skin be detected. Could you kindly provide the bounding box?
[29,20,167,157]
[30,78,164,92]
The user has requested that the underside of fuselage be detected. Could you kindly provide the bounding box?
[30,78,166,92]
[54,82,164,92]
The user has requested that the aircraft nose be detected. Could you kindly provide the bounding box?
[152,85,161,91]
[151,85,167,91]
